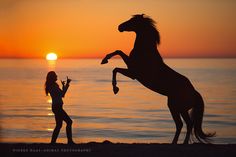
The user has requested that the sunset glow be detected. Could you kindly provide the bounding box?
[0,0,235,58]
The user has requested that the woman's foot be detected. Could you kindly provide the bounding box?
[50,142,57,145]
[68,140,76,145]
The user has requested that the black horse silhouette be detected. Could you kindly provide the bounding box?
[101,14,215,144]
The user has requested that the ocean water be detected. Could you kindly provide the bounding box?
[0,58,235,144]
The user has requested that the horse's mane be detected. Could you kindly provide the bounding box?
[132,14,160,45]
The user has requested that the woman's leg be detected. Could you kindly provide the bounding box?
[51,113,63,144]
[61,109,74,144]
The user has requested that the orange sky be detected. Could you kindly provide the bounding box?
[0,0,235,58]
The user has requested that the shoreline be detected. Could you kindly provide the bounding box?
[1,141,235,157]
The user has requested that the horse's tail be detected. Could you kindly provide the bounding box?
[191,90,215,143]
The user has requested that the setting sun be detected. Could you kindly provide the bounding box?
[46,53,58,61]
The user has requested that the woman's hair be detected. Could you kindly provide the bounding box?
[45,71,57,96]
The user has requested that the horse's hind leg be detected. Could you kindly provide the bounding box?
[168,99,183,144]
[171,111,183,144]
[181,111,193,144]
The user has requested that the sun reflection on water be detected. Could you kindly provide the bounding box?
[47,60,56,71]
[47,113,53,116]
[46,107,51,110]
[47,99,52,104]
[47,128,53,131]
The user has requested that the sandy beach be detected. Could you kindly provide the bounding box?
[1,141,235,157]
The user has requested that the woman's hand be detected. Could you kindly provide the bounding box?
[66,76,72,85]
[61,80,66,86]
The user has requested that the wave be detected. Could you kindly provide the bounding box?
[73,128,173,139]
[0,113,174,125]
[95,79,132,83]
[0,114,48,118]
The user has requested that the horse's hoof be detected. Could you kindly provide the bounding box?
[113,86,119,94]
[101,58,108,64]
[183,140,189,145]
[171,141,178,145]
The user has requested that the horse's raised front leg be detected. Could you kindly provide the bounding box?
[101,50,129,66]
[112,68,135,94]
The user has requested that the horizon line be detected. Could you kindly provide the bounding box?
[0,56,236,59]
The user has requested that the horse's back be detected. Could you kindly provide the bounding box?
[128,48,195,96]
[134,62,195,97]
[162,63,195,94]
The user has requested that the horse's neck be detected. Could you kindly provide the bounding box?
[132,33,163,62]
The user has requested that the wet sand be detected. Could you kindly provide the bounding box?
[1,141,235,157]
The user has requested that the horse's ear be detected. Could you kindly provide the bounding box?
[132,14,145,19]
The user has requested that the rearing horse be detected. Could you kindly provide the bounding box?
[101,14,215,144]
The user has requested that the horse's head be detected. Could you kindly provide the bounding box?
[118,14,160,45]
[118,14,147,32]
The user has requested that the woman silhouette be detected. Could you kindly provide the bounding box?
[45,71,75,144]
